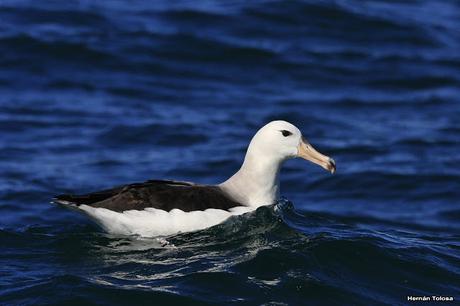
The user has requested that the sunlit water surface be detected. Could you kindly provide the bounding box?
[1,0,460,305]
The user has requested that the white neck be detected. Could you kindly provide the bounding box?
[219,147,284,208]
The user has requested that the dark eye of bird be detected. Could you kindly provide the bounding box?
[280,130,292,137]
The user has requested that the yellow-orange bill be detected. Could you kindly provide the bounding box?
[298,137,336,174]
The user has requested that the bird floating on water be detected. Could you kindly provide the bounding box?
[54,120,336,237]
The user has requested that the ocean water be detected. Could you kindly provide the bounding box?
[1,0,460,305]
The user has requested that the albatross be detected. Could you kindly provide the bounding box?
[54,120,335,237]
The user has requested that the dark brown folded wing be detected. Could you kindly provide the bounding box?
[53,179,241,212]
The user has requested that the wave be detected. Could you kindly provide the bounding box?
[2,201,458,305]
[1,0,460,304]
[0,34,114,64]
[98,123,209,147]
[0,6,109,27]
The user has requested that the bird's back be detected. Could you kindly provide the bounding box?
[54,179,242,212]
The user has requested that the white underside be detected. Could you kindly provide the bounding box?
[79,205,253,237]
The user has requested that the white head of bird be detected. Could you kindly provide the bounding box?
[220,120,336,207]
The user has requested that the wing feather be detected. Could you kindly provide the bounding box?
[53,180,241,212]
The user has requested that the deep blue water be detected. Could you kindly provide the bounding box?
[1,0,460,305]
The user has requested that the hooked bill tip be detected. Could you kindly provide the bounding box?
[328,158,336,174]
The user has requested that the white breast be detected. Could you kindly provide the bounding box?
[79,205,253,237]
